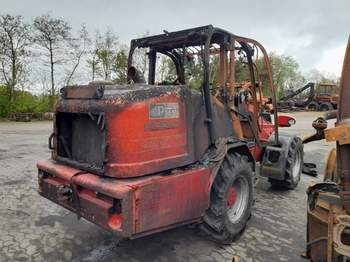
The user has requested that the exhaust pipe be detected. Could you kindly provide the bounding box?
[127,66,146,84]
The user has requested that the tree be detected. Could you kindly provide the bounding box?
[164,57,177,81]
[87,29,129,83]
[86,29,119,81]
[96,29,118,80]
[112,48,128,84]
[0,14,31,112]
[33,13,71,106]
[64,25,90,85]
[306,69,339,85]
[87,30,102,81]
[267,52,304,98]
[132,30,150,76]
[256,52,304,98]
[209,55,220,86]
[186,55,204,89]
[154,54,176,84]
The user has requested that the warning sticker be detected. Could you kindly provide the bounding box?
[149,103,179,119]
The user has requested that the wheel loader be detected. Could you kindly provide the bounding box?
[277,82,338,112]
[37,25,303,243]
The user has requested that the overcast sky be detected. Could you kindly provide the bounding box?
[1,0,349,77]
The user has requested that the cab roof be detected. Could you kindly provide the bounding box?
[130,25,237,50]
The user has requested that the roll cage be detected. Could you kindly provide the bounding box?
[127,25,279,145]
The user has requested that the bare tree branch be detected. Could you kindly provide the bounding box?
[32,13,71,107]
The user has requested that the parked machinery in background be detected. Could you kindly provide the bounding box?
[8,112,32,122]
[278,82,316,111]
[277,82,338,112]
[314,83,339,111]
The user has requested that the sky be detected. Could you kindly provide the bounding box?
[1,0,349,77]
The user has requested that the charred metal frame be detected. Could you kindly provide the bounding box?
[54,112,108,175]
[127,25,279,146]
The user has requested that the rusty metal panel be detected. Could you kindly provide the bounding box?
[37,160,132,236]
[37,159,214,238]
[61,85,104,99]
[105,92,193,178]
[133,167,211,234]
[307,209,328,260]
[325,123,350,145]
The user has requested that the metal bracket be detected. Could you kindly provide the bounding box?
[325,123,350,145]
[333,215,350,257]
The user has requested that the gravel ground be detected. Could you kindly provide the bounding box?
[0,112,335,262]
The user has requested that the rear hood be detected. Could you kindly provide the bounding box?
[57,84,188,113]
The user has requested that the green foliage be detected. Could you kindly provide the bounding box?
[92,29,119,81]
[0,85,53,117]
[0,14,32,111]
[163,57,177,82]
[186,57,204,89]
[161,55,204,89]
[258,52,305,99]
[0,86,10,116]
[12,92,38,113]
[113,49,128,84]
[209,56,219,87]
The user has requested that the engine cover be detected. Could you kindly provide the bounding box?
[53,84,209,178]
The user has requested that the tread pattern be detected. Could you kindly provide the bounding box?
[201,153,253,244]
[320,102,334,111]
[270,137,303,189]
[307,102,318,111]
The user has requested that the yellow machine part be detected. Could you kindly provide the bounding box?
[324,148,337,183]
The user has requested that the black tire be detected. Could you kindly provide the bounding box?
[262,112,272,122]
[201,153,253,244]
[307,102,318,111]
[319,102,334,112]
[269,137,303,189]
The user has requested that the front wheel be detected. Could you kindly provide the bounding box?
[269,137,303,189]
[201,153,253,244]
[307,102,319,111]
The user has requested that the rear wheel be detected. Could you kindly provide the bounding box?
[269,137,303,189]
[202,153,253,244]
[319,102,334,111]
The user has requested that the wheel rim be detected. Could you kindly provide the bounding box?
[227,177,249,224]
[292,149,302,180]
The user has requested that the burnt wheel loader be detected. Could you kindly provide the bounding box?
[303,39,350,261]
[316,83,338,112]
[277,82,316,111]
[278,82,338,112]
[37,25,303,243]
